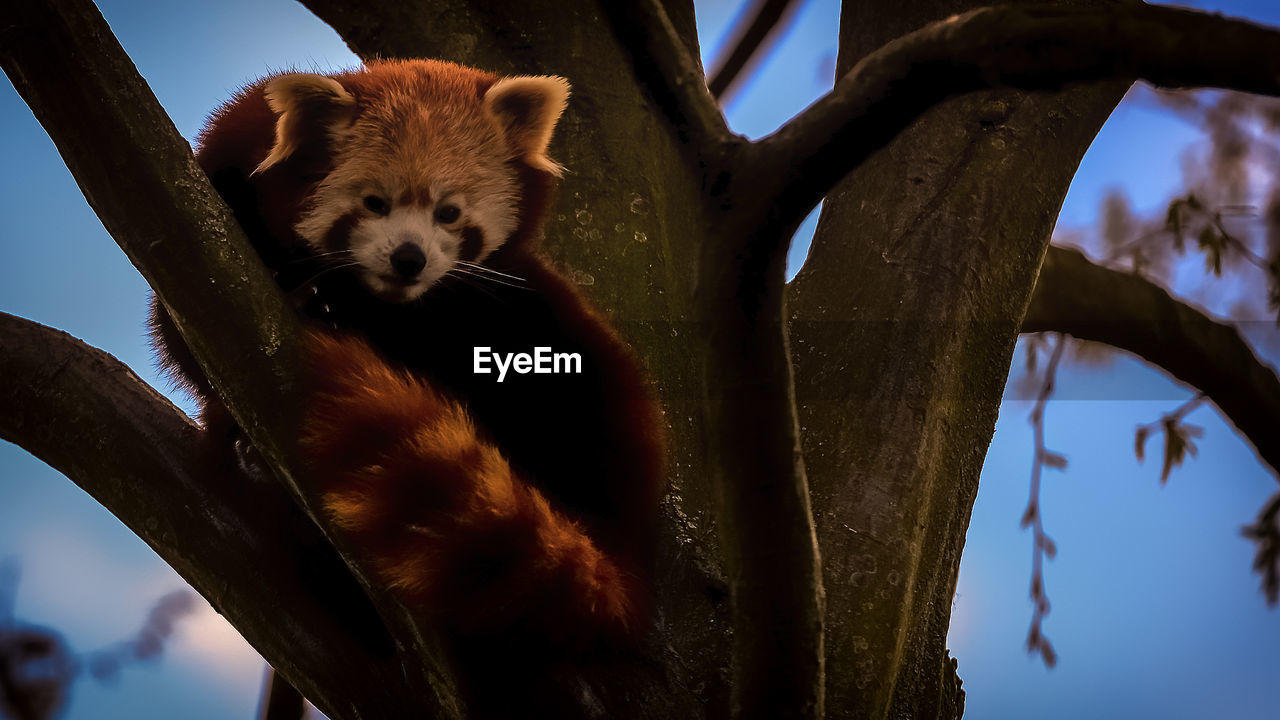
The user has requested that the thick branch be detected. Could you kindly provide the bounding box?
[600,0,734,157]
[698,226,823,718]
[754,3,1280,244]
[1,1,462,715]
[0,0,300,481]
[0,313,408,717]
[1024,245,1280,480]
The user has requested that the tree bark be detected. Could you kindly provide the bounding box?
[0,313,411,717]
[5,0,1280,718]
[787,2,1126,717]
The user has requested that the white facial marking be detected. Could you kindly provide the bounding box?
[347,206,450,302]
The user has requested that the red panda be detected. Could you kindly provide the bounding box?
[148,59,666,664]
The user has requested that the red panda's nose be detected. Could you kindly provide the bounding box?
[390,243,427,279]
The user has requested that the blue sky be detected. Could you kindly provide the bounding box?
[1,1,1278,719]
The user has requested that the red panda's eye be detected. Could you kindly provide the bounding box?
[436,204,461,224]
[363,195,390,215]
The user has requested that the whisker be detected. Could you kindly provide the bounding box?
[449,265,529,292]
[450,263,529,289]
[443,269,504,303]
[285,249,353,264]
[454,260,526,283]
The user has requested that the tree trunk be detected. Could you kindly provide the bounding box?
[788,2,1125,717]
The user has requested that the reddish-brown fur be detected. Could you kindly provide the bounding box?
[302,331,639,641]
[149,60,666,665]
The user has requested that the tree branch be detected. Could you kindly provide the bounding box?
[0,0,300,484]
[599,0,735,156]
[1024,245,1280,481]
[754,3,1280,246]
[697,197,823,720]
[0,0,464,715]
[706,0,800,102]
[0,313,409,718]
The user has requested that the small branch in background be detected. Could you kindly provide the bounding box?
[1242,492,1280,605]
[1133,393,1208,484]
[706,0,801,103]
[1021,333,1068,668]
[1164,195,1271,276]
[0,626,74,720]
[1107,86,1280,316]
[84,590,197,683]
[258,667,307,720]
[0,561,195,720]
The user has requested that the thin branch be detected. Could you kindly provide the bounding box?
[1022,334,1067,668]
[599,0,734,155]
[1024,245,1280,482]
[697,215,823,720]
[1134,393,1208,438]
[707,0,801,102]
[753,3,1280,247]
[0,313,407,718]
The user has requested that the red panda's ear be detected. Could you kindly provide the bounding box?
[484,76,571,176]
[254,73,356,175]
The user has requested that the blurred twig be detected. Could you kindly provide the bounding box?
[1242,492,1280,605]
[1134,393,1207,485]
[707,0,801,102]
[1022,333,1067,668]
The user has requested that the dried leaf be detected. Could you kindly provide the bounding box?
[1159,418,1201,484]
[1021,503,1037,529]
[1040,535,1058,560]
[1165,198,1186,251]
[1039,639,1058,668]
[1242,493,1280,605]
[1040,451,1068,470]
[1135,426,1150,462]
[1198,226,1224,276]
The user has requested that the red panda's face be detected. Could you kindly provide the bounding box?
[254,63,570,303]
[294,104,521,303]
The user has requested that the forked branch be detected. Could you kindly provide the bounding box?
[601,0,734,154]
[754,3,1280,246]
